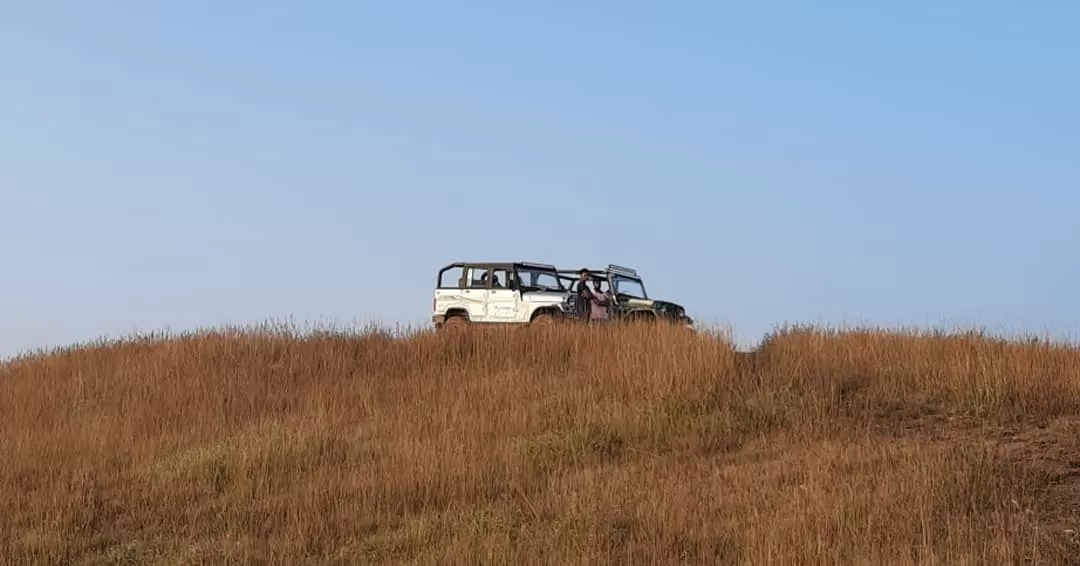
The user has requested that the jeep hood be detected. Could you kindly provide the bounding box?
[628,297,690,318]
[650,299,685,310]
[626,297,685,309]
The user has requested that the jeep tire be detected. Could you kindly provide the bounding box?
[531,312,556,326]
[442,315,468,330]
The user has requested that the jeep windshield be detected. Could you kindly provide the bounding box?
[611,274,647,299]
[515,266,565,292]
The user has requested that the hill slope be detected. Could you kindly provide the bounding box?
[1,323,1079,565]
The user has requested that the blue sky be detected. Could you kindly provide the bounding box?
[1,1,1077,354]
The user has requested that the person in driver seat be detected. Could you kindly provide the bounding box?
[480,270,503,288]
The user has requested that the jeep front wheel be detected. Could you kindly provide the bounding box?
[624,311,655,324]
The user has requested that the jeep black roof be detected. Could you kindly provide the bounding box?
[438,261,559,271]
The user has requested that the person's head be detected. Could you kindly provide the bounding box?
[578,268,589,282]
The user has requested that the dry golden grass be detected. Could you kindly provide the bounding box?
[2,322,1079,565]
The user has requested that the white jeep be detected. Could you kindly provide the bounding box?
[432,261,579,329]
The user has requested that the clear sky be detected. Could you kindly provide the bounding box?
[2,1,1078,355]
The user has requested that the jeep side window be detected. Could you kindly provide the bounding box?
[516,269,531,289]
[517,268,562,291]
[439,266,465,288]
[488,268,510,289]
[466,267,492,289]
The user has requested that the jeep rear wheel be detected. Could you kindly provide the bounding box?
[531,312,556,326]
[442,315,468,330]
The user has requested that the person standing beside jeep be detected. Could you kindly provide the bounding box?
[589,278,609,320]
[576,268,596,320]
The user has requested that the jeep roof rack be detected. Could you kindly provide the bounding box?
[555,265,640,277]
[440,261,557,269]
[607,264,639,277]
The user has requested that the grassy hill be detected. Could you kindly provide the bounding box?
[1,322,1079,565]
